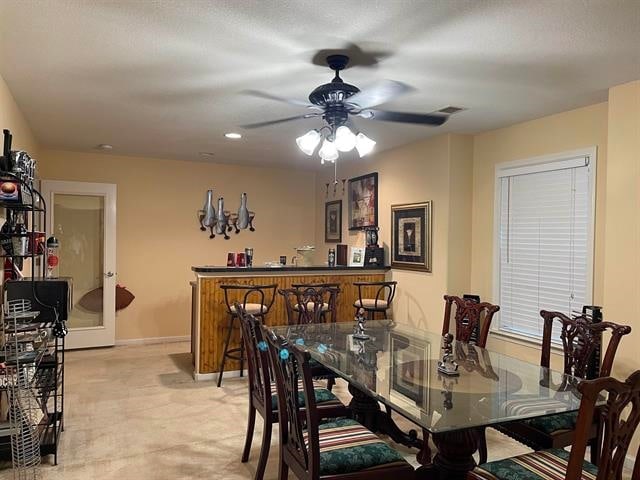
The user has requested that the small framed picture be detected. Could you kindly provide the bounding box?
[348,172,378,230]
[324,200,342,243]
[391,201,432,272]
[348,246,365,267]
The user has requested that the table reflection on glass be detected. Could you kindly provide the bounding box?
[270,320,582,480]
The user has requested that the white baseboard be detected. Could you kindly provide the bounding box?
[115,335,190,346]
[194,369,242,382]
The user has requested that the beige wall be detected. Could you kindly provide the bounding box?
[38,150,317,340]
[314,133,474,333]
[0,72,38,154]
[470,102,609,364]
[603,80,640,380]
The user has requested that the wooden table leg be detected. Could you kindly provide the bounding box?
[347,383,423,453]
[416,427,480,480]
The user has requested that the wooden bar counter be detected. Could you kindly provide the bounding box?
[190,265,390,381]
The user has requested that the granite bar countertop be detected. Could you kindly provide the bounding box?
[192,265,390,273]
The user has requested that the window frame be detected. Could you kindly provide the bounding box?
[491,147,597,345]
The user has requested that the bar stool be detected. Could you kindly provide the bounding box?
[353,280,397,320]
[290,282,340,324]
[217,284,277,387]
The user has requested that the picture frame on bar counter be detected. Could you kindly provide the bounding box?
[391,201,432,272]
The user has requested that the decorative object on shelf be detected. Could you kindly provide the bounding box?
[227,252,236,267]
[437,333,460,377]
[324,200,342,243]
[363,225,384,267]
[242,54,449,167]
[245,247,254,268]
[335,244,348,266]
[348,246,365,267]
[197,190,255,239]
[46,236,60,278]
[279,255,287,266]
[327,248,335,267]
[236,251,246,268]
[391,201,432,272]
[348,172,378,230]
[292,245,315,267]
[353,307,370,340]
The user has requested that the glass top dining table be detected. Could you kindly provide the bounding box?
[270,320,582,435]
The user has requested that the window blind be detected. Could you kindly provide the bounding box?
[496,155,593,342]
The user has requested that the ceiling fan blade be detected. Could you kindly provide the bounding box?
[363,109,449,126]
[345,80,414,109]
[242,89,316,108]
[240,114,316,129]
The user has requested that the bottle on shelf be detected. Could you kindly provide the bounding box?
[11,212,28,256]
[46,236,60,278]
[0,210,14,256]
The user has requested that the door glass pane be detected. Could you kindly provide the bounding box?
[53,194,104,329]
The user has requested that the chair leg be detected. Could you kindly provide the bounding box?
[589,436,600,466]
[478,427,488,465]
[278,456,289,480]
[217,314,235,387]
[327,377,335,391]
[255,417,273,480]
[239,335,245,378]
[241,404,256,462]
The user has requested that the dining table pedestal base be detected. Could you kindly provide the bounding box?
[416,427,480,480]
[347,383,423,452]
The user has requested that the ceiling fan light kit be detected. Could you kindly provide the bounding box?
[243,53,452,166]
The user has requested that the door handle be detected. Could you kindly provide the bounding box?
[104,271,115,278]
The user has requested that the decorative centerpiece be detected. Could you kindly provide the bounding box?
[353,307,370,340]
[437,333,460,377]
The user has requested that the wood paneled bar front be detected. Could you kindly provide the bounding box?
[191,265,390,381]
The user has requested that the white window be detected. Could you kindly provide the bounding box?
[493,148,596,344]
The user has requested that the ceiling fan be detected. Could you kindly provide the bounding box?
[241,54,450,162]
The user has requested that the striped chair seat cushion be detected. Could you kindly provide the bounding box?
[270,380,340,409]
[303,418,406,476]
[502,397,578,434]
[471,448,597,480]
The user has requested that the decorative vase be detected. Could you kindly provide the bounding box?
[237,192,249,230]
[215,197,227,235]
[202,190,216,228]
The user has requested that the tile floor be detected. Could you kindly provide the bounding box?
[0,342,631,479]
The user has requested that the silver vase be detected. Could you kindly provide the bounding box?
[237,192,249,230]
[215,197,227,234]
[202,190,216,228]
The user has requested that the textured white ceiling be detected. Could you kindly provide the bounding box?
[1,0,639,169]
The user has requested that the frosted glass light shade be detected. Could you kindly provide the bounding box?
[355,132,376,157]
[334,126,356,152]
[295,129,321,156]
[318,139,339,162]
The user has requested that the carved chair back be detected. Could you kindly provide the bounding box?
[442,295,500,347]
[567,371,640,480]
[221,284,278,317]
[279,285,340,325]
[262,325,320,479]
[235,303,272,416]
[539,310,631,378]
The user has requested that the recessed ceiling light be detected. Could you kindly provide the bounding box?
[224,132,242,139]
[95,143,113,150]
[199,152,215,158]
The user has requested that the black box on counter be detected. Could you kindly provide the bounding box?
[5,277,73,321]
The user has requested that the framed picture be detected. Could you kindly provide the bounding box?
[390,333,430,409]
[348,172,378,230]
[348,246,365,267]
[324,200,342,243]
[391,201,432,272]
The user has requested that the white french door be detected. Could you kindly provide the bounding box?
[41,180,117,349]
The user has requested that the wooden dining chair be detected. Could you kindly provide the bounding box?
[281,284,340,325]
[494,310,631,465]
[262,325,415,480]
[235,304,348,480]
[441,295,500,348]
[416,295,500,465]
[468,370,640,480]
